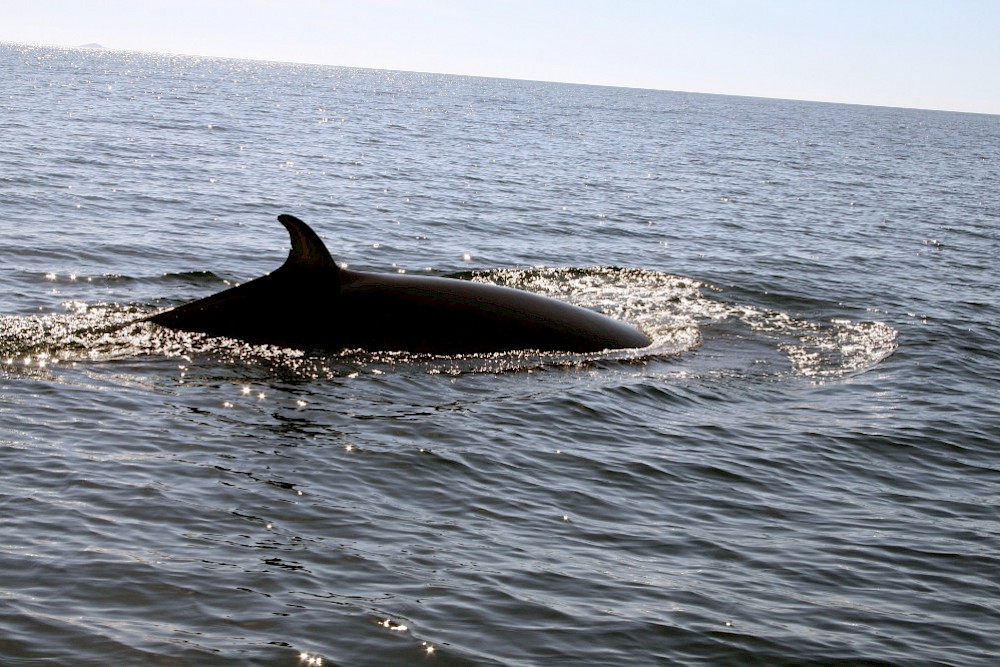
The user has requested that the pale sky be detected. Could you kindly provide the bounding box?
[3,0,998,115]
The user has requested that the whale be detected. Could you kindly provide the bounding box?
[148,214,651,354]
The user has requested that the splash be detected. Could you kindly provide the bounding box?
[1,268,895,380]
[468,267,897,379]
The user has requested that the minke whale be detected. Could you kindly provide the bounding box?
[149,214,651,354]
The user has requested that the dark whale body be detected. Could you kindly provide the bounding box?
[149,215,651,354]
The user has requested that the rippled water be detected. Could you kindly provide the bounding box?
[1,43,998,665]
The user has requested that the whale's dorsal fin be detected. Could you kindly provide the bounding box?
[277,214,338,271]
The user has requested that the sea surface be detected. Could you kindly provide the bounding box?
[1,42,998,665]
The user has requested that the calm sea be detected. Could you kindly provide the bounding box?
[1,42,998,665]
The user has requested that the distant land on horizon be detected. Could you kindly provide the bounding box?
[78,43,105,49]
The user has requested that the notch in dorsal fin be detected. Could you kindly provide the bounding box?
[277,214,338,271]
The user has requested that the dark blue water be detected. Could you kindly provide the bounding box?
[1,42,998,665]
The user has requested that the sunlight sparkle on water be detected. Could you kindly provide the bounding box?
[380,618,408,632]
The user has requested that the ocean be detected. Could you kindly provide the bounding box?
[0,42,997,665]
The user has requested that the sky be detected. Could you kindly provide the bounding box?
[2,0,998,115]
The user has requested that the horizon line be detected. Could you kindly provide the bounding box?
[4,39,995,118]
